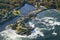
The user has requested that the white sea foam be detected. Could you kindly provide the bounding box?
[36,17,60,28]
[0,17,60,40]
[0,27,45,40]
[29,22,35,28]
[28,27,44,39]
[52,31,57,36]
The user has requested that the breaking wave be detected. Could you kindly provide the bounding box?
[0,9,60,40]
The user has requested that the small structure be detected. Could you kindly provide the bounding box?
[12,9,20,16]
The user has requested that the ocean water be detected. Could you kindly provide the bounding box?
[0,9,60,40]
